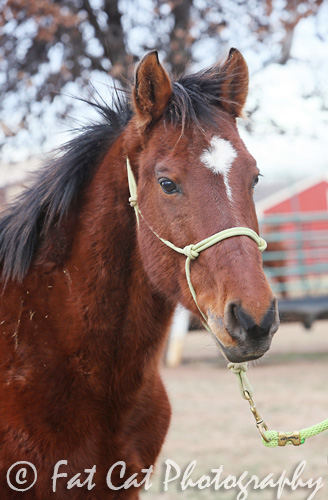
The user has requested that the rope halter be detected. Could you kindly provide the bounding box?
[126,157,328,448]
[126,157,267,331]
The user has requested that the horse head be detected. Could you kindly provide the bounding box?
[125,50,279,363]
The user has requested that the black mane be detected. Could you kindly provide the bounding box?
[0,91,132,283]
[0,65,231,282]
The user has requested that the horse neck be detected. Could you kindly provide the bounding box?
[64,135,174,365]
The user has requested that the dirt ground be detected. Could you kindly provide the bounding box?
[142,320,328,500]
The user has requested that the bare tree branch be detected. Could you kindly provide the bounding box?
[0,0,326,151]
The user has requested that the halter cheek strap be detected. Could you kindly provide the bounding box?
[126,157,266,330]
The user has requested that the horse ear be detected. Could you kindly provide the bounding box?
[219,48,249,117]
[133,51,172,129]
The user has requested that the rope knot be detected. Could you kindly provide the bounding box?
[129,196,138,208]
[258,237,267,253]
[227,362,248,375]
[183,244,199,260]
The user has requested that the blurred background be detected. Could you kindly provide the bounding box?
[0,0,327,181]
[1,1,328,498]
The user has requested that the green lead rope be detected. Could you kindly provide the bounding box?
[228,362,328,447]
[263,421,328,448]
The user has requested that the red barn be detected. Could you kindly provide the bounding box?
[256,175,328,304]
[256,175,328,216]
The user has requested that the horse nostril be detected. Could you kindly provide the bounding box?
[225,300,278,341]
[266,297,280,336]
[225,302,244,340]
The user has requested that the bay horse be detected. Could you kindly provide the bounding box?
[0,49,279,498]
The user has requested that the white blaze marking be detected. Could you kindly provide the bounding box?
[200,136,237,201]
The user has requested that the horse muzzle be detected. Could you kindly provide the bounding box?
[208,298,280,362]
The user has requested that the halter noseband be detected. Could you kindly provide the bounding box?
[126,157,267,331]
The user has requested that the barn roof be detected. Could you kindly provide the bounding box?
[256,174,328,217]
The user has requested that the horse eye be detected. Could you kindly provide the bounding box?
[159,178,178,194]
[252,175,260,189]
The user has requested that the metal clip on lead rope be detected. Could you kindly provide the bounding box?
[228,363,328,447]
